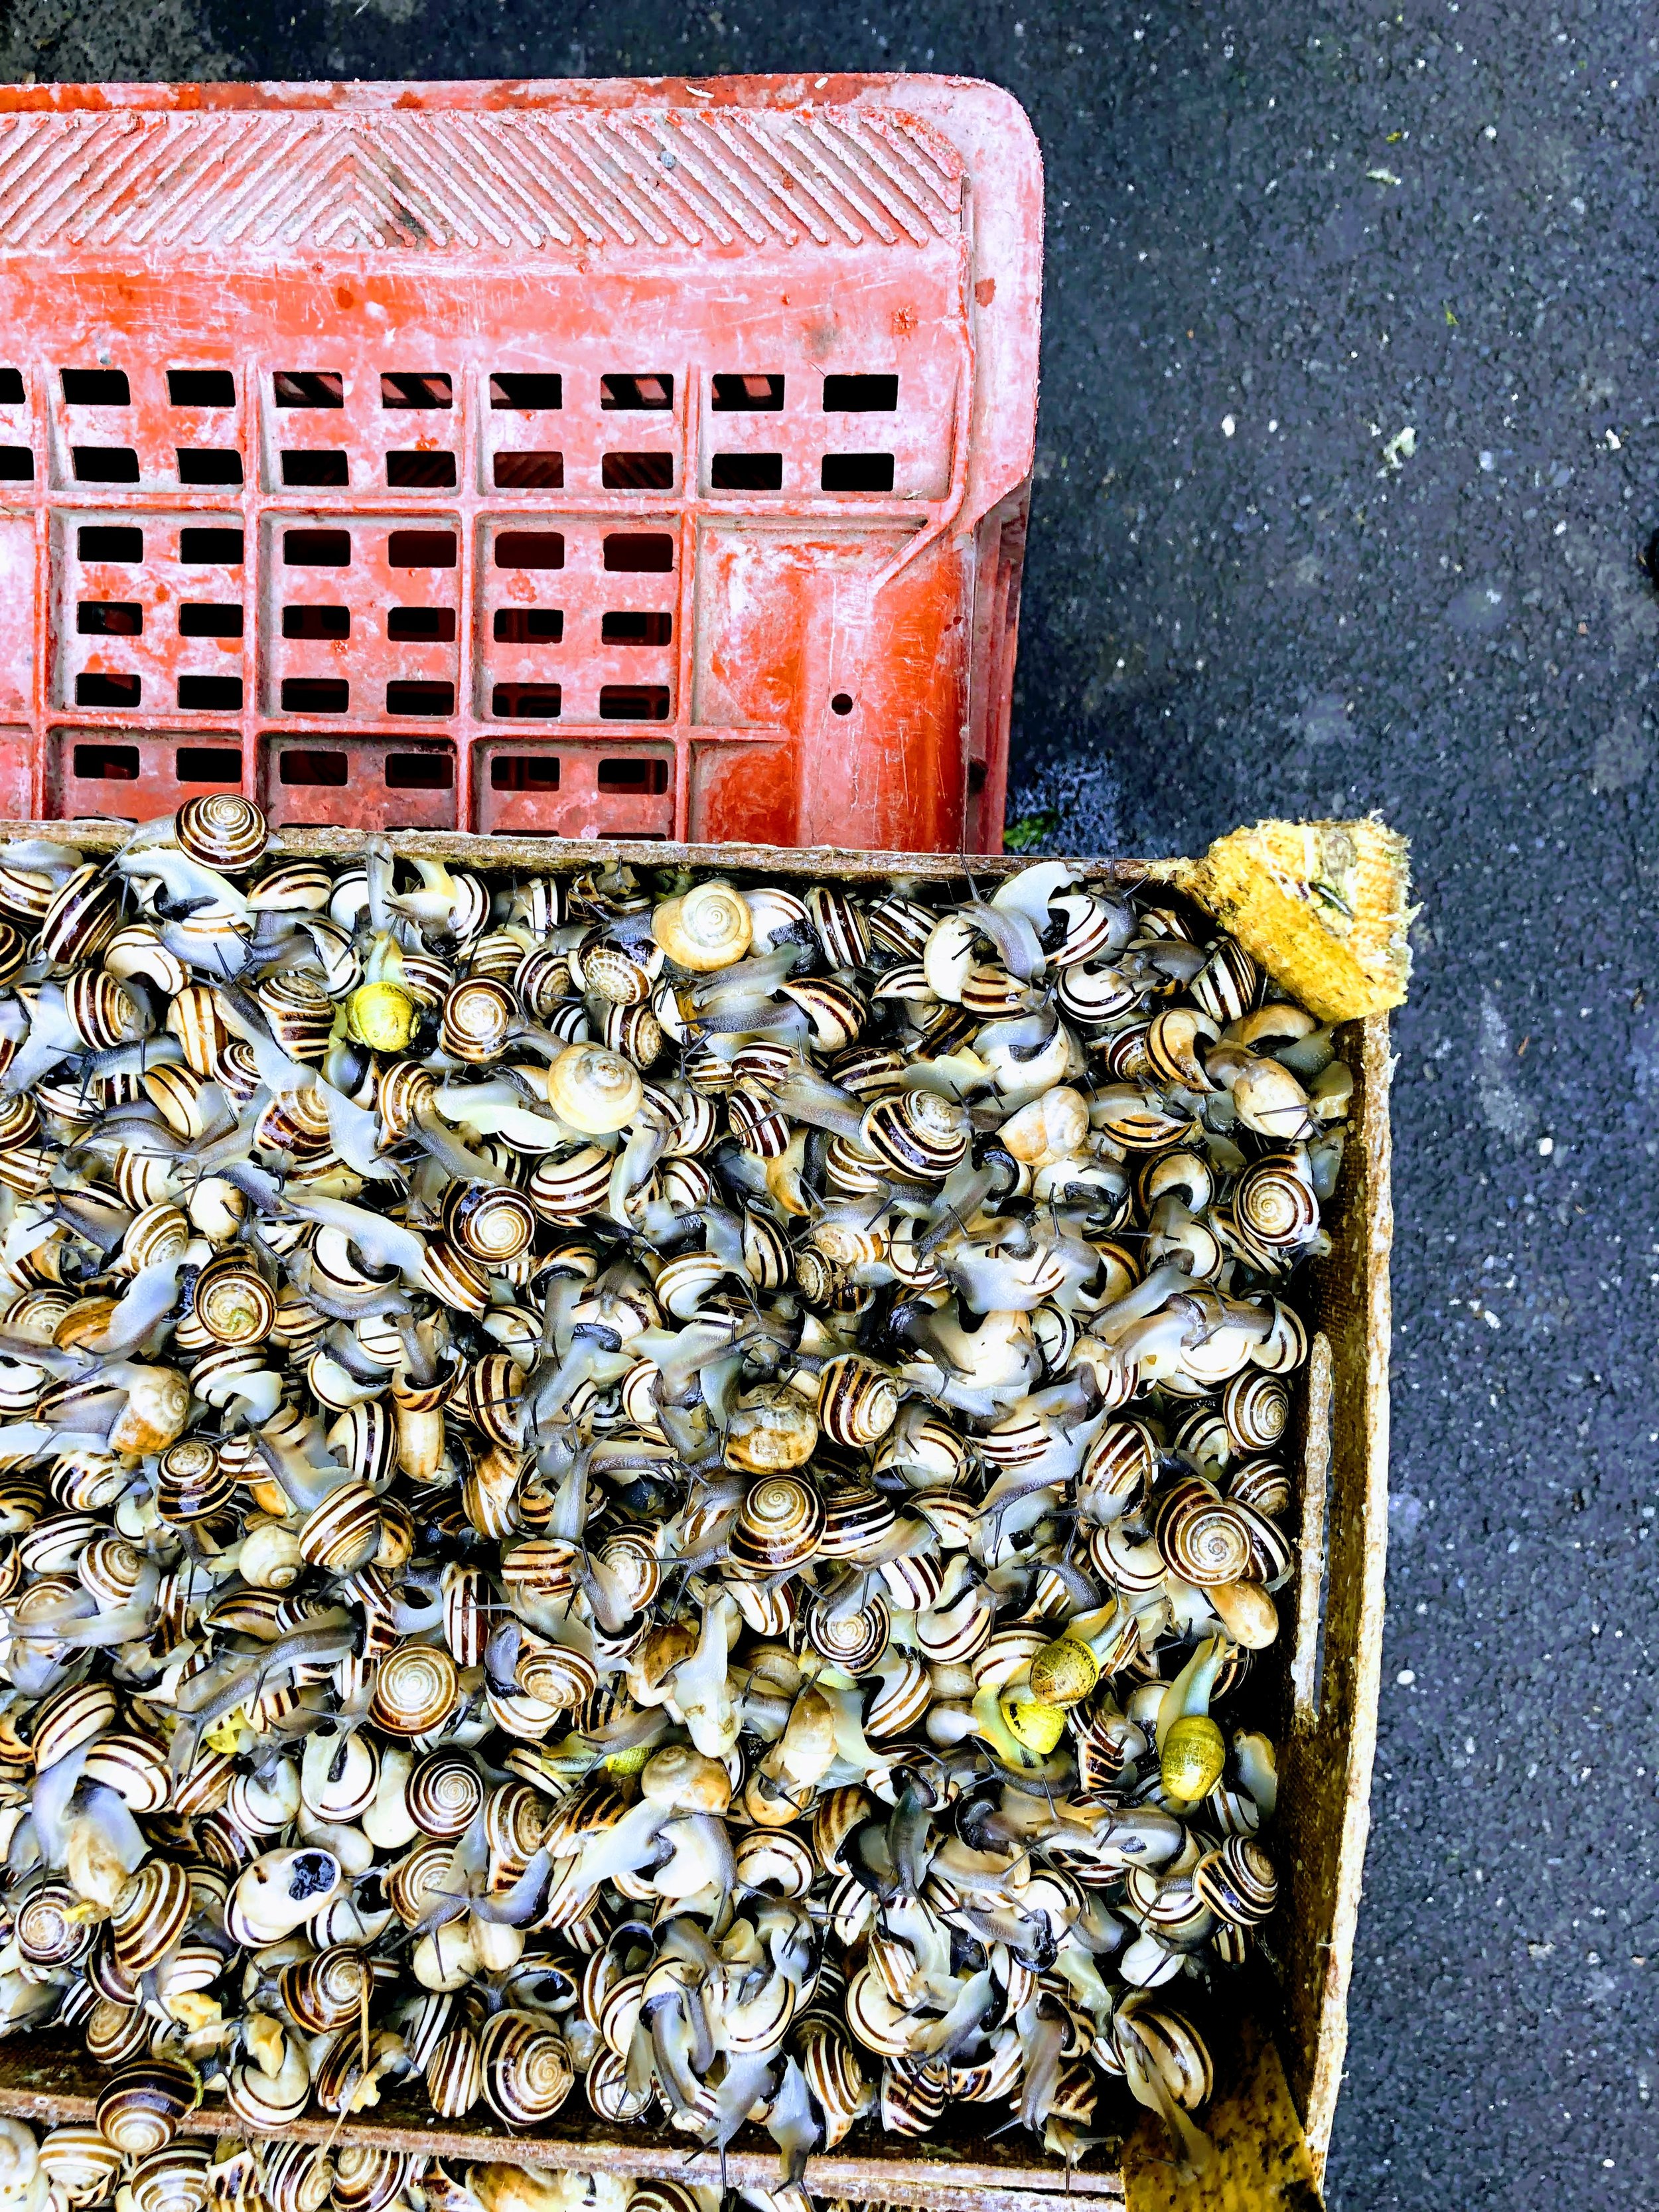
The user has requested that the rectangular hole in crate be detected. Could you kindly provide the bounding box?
[490,373,563,411]
[386,680,455,717]
[79,525,142,561]
[178,449,244,486]
[712,373,784,411]
[385,752,454,789]
[493,609,563,643]
[821,453,896,492]
[281,678,349,713]
[283,606,349,640]
[72,741,139,779]
[62,368,131,406]
[599,686,670,721]
[388,608,457,643]
[493,452,565,490]
[597,757,669,792]
[274,372,344,409]
[388,530,456,569]
[279,748,349,784]
[711,453,782,491]
[496,532,563,570]
[181,528,243,565]
[0,450,32,481]
[283,530,349,567]
[78,602,142,636]
[179,674,243,711]
[283,450,349,488]
[279,747,352,782]
[175,746,242,783]
[603,532,673,573]
[0,370,24,404]
[603,452,674,490]
[381,372,453,410]
[492,685,561,720]
[601,374,673,411]
[822,374,899,411]
[387,452,458,489]
[179,604,243,639]
[491,753,560,788]
[72,447,139,484]
[75,672,141,707]
[168,368,236,407]
[601,611,672,646]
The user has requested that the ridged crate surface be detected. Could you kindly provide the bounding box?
[0,76,1041,850]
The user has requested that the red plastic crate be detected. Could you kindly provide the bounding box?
[0,75,1041,851]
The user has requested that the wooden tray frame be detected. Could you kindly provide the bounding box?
[0,828,1392,2211]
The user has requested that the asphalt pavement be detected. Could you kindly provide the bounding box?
[3,1,1654,2205]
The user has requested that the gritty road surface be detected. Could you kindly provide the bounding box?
[1,2,1654,2205]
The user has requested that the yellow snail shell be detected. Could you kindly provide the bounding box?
[1161,1715,1227,1801]
[545,1042,643,1135]
[651,880,753,972]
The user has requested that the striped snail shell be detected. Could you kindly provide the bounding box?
[1234,1151,1321,1251]
[1145,1007,1220,1090]
[0,921,24,992]
[332,2150,419,2212]
[1234,1498,1295,1588]
[865,890,934,957]
[299,1479,382,1574]
[845,1964,914,2059]
[175,794,267,873]
[781,976,867,1052]
[332,1400,397,1488]
[279,1944,373,2033]
[1172,1404,1232,1473]
[526,1145,611,1222]
[651,879,753,972]
[514,1637,600,1714]
[248,857,330,912]
[40,864,119,966]
[817,1354,899,1448]
[1191,936,1261,1023]
[376,1059,437,1140]
[65,968,144,1049]
[1194,1835,1278,1926]
[806,1587,891,1674]
[119,1201,190,1276]
[652,1248,728,1320]
[1230,1457,1292,1520]
[301,1726,380,1824]
[32,1678,116,1769]
[860,1088,970,1181]
[818,1479,897,1560]
[154,1438,232,1524]
[468,926,530,984]
[190,1254,277,1348]
[865,1652,931,1737]
[727,1088,790,1157]
[1106,1996,1214,2112]
[126,2132,213,2207]
[161,984,226,1077]
[255,2141,333,2212]
[82,1730,171,1813]
[255,971,334,1065]
[806,883,870,968]
[409,1751,485,1839]
[213,1039,261,1104]
[94,2059,197,2158]
[84,1998,149,2067]
[545,1041,643,1135]
[255,1085,331,1157]
[1078,1416,1158,1520]
[585,2049,653,2123]
[1222,1369,1290,1453]
[419,1236,490,1315]
[424,2026,484,2117]
[370,1641,461,1737]
[0,1094,38,1151]
[441,1562,490,1670]
[1155,1477,1257,1587]
[581,940,652,1005]
[479,2010,575,2126]
[601,999,663,1069]
[729,1473,824,1576]
[17,1878,95,1966]
[463,1351,524,1448]
[440,976,515,1063]
[39,2126,125,2206]
[514,944,572,1020]
[881,2056,949,2136]
[743,883,810,948]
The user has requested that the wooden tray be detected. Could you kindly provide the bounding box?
[0,827,1395,2212]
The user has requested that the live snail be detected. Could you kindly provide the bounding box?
[0,801,1346,2179]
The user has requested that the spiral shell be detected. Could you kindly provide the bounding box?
[545,1041,643,1135]
[860,1088,970,1180]
[444,1180,536,1265]
[1194,1834,1278,1926]
[1154,1476,1256,1587]
[479,2010,575,2124]
[726,1473,824,1578]
[175,794,267,872]
[40,865,119,966]
[255,970,333,1065]
[526,1146,612,1221]
[806,1587,891,1674]
[94,2060,196,2157]
[1234,1151,1321,1251]
[370,1643,460,1737]
[299,1480,381,1575]
[651,880,753,972]
[17,1877,95,1966]
[816,1355,899,1449]
[1222,1370,1290,1453]
[405,1750,482,1839]
[1230,1457,1292,1520]
[441,977,516,1063]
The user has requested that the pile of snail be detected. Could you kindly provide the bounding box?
[0,798,1350,2179]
